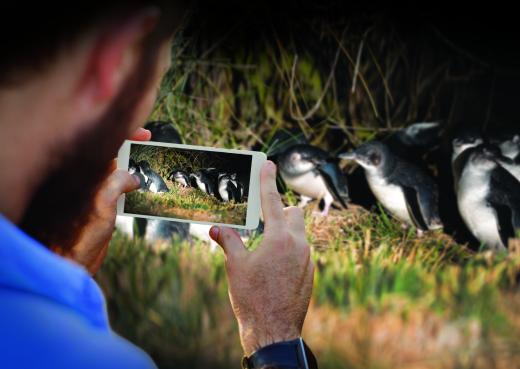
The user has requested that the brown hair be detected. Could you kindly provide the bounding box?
[16,2,187,250]
[0,2,186,86]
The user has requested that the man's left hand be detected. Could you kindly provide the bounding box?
[53,128,151,275]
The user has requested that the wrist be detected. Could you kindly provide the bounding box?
[241,337,318,369]
[239,322,301,356]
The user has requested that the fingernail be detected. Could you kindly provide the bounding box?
[132,174,142,186]
[266,160,277,173]
[209,226,220,240]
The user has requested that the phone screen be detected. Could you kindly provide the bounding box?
[118,141,263,228]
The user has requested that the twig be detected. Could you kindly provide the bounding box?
[289,46,341,122]
[351,35,365,93]
[331,30,380,118]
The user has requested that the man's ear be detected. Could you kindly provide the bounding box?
[78,8,160,106]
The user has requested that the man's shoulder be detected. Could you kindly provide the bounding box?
[0,287,156,369]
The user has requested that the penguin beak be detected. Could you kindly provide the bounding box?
[339,152,357,161]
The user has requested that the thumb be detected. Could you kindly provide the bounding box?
[100,170,141,207]
[209,226,246,259]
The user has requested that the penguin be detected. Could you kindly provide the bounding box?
[452,137,520,190]
[142,219,190,244]
[190,170,220,198]
[340,141,443,231]
[168,169,191,188]
[229,173,244,202]
[144,121,183,143]
[457,146,520,251]
[128,159,147,191]
[218,173,241,202]
[277,144,349,216]
[451,133,485,192]
[452,133,484,163]
[137,160,169,193]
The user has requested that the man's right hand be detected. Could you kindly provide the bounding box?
[209,161,314,356]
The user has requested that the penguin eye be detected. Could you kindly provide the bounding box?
[369,152,381,165]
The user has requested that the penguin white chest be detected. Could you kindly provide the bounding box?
[457,176,504,250]
[149,182,159,193]
[176,177,188,187]
[219,180,230,202]
[366,174,412,224]
[281,170,329,199]
[195,178,206,193]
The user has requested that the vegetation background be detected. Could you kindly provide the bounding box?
[96,3,520,368]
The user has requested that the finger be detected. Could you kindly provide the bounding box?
[129,127,152,141]
[260,161,285,234]
[100,170,141,207]
[283,206,306,237]
[209,226,246,259]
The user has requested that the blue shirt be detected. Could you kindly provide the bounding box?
[0,215,157,369]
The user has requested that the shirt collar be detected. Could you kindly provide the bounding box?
[0,214,109,329]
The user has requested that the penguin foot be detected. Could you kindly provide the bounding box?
[298,195,313,208]
[416,229,425,238]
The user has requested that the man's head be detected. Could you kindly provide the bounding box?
[0,3,186,249]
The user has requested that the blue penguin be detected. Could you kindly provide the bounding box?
[452,136,520,190]
[451,133,485,192]
[168,169,191,188]
[137,160,169,193]
[340,141,443,231]
[190,170,220,199]
[128,159,147,191]
[457,146,520,251]
[218,173,241,202]
[277,144,349,216]
[229,173,244,202]
[141,219,190,244]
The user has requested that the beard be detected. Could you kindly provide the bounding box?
[19,41,162,251]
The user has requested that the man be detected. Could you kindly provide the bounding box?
[0,2,316,369]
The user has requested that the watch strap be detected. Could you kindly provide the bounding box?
[242,337,318,369]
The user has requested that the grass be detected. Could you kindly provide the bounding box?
[125,185,247,225]
[98,206,520,369]
[97,15,520,369]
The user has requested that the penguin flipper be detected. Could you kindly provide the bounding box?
[489,166,520,243]
[317,162,349,208]
[402,186,429,231]
[489,201,515,247]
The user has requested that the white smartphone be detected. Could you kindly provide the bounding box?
[117,140,266,230]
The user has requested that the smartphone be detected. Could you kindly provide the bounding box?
[117,140,266,229]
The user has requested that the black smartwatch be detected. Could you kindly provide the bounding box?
[241,337,318,369]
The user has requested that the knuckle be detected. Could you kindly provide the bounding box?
[266,189,281,203]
